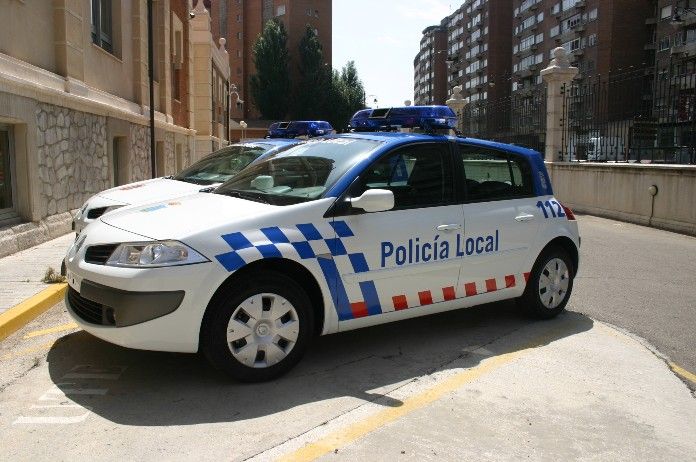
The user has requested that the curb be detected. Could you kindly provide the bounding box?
[0,283,67,341]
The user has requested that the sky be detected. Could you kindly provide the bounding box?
[332,0,453,108]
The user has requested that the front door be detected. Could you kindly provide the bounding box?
[456,143,541,299]
[332,142,464,328]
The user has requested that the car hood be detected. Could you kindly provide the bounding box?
[96,178,205,206]
[99,192,279,240]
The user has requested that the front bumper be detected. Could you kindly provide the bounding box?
[67,281,184,327]
[64,224,228,353]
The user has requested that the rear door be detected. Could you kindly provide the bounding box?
[456,144,541,299]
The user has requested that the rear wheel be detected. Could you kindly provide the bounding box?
[518,246,575,319]
[201,272,314,382]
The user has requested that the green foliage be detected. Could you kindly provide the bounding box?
[250,25,366,130]
[250,19,291,120]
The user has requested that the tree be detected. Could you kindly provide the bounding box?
[250,19,291,120]
[293,26,332,119]
[338,61,366,130]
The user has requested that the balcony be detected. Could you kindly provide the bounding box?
[516,68,534,78]
[671,41,696,57]
[671,74,696,89]
[575,0,586,10]
[645,17,657,25]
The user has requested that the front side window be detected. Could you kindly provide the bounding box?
[91,0,113,53]
[458,145,533,202]
[354,144,452,210]
[216,138,383,205]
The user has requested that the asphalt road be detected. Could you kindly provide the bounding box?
[567,214,696,381]
[0,214,695,461]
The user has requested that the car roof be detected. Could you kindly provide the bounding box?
[242,138,299,146]
[332,132,542,160]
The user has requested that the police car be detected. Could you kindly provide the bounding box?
[267,120,334,138]
[64,106,579,382]
[72,139,300,233]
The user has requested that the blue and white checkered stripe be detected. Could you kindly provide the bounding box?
[214,220,382,321]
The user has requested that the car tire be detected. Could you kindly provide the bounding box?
[201,271,314,382]
[518,246,575,319]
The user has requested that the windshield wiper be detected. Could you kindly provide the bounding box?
[218,189,270,204]
[199,186,216,193]
[177,177,212,186]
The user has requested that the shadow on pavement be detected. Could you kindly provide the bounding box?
[46,301,593,426]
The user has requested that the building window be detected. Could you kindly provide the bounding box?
[661,5,673,20]
[276,4,286,16]
[91,0,113,53]
[237,14,241,22]
[307,8,312,16]
[237,31,242,39]
[588,34,597,46]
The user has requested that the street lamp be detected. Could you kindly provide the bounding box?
[239,120,247,141]
[367,94,379,108]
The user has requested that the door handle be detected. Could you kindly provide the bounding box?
[436,223,462,232]
[515,214,536,222]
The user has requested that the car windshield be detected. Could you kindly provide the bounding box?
[173,144,275,186]
[215,138,382,205]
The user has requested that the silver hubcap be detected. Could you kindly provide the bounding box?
[226,293,300,368]
[538,258,570,309]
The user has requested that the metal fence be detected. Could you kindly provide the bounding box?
[560,67,696,164]
[460,85,547,153]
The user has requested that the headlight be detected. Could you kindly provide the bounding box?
[105,240,209,268]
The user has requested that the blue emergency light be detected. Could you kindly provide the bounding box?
[348,106,458,133]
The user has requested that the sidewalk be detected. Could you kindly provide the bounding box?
[0,233,74,314]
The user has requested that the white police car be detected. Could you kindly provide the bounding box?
[72,139,300,234]
[64,106,579,382]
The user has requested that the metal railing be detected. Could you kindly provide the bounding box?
[459,85,547,153]
[560,67,696,164]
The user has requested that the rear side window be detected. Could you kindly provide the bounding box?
[458,145,533,202]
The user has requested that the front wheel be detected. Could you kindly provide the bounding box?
[518,247,575,319]
[201,272,314,382]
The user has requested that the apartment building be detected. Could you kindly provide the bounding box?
[414,24,448,105]
[511,0,653,95]
[414,0,512,112]
[0,0,231,256]
[210,0,332,120]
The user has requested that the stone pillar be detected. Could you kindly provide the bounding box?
[540,47,578,162]
[191,0,213,161]
[446,85,467,133]
[53,0,85,81]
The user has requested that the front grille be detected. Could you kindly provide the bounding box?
[87,207,109,219]
[68,287,114,325]
[85,244,119,265]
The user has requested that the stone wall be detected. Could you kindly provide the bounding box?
[35,103,109,217]
[548,162,696,236]
[164,131,176,174]
[129,123,151,181]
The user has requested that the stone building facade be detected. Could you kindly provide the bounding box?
[0,0,229,257]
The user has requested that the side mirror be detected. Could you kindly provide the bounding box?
[350,189,394,213]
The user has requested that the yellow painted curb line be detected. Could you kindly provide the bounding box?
[0,283,67,342]
[669,362,696,385]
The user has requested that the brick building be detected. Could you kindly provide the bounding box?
[209,0,333,120]
[511,0,653,95]
[414,0,512,127]
[413,25,448,105]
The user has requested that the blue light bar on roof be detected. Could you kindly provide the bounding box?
[348,106,457,132]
